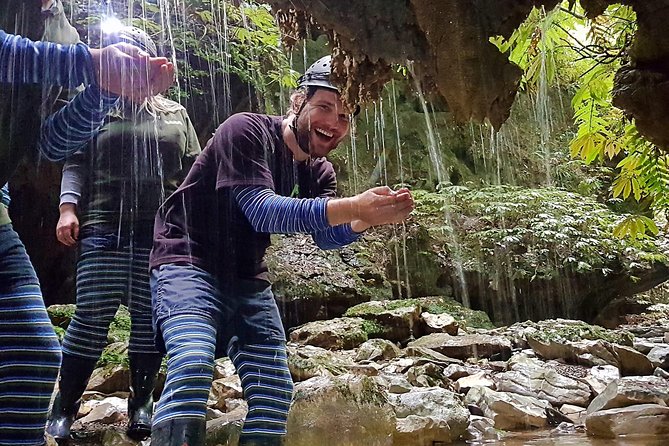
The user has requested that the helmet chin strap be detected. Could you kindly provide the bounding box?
[289,101,311,158]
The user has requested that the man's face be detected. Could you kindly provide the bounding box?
[295,88,352,158]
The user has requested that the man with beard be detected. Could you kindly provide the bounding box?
[149,55,414,446]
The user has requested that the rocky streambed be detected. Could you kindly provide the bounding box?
[48,298,669,446]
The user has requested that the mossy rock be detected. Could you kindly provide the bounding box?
[345,296,494,330]
[515,319,634,346]
[108,305,132,345]
[47,304,76,330]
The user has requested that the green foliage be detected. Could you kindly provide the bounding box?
[495,1,669,240]
[69,0,296,113]
[410,186,668,281]
[491,5,580,91]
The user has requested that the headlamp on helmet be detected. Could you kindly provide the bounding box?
[297,55,359,116]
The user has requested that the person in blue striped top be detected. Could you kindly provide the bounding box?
[148,55,414,446]
[0,2,175,445]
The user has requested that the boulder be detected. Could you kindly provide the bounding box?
[286,343,354,381]
[587,376,669,414]
[464,386,550,430]
[420,312,459,336]
[285,374,395,446]
[390,387,470,445]
[496,355,592,406]
[586,404,669,438]
[648,345,669,370]
[408,333,512,361]
[355,339,401,362]
[289,317,376,350]
[344,300,422,342]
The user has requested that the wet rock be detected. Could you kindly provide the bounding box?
[99,429,147,446]
[584,365,620,395]
[209,376,243,412]
[407,333,512,361]
[403,346,463,366]
[655,367,669,379]
[289,317,374,350]
[74,397,127,427]
[414,296,494,330]
[205,405,245,446]
[545,407,574,426]
[454,371,495,393]
[213,357,236,380]
[382,375,413,394]
[406,363,445,388]
[587,376,669,414]
[528,337,653,376]
[87,365,129,394]
[390,387,470,445]
[495,355,591,406]
[647,345,669,369]
[464,386,551,430]
[560,404,587,424]
[344,299,421,343]
[585,404,669,438]
[285,374,395,446]
[420,311,458,336]
[286,343,354,381]
[355,338,401,362]
[463,415,501,442]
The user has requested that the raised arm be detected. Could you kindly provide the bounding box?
[0,30,94,88]
[0,30,174,100]
[233,185,414,249]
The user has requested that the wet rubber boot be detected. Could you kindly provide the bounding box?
[126,353,163,441]
[150,418,206,446]
[46,354,98,443]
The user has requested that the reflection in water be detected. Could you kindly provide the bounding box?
[450,429,669,446]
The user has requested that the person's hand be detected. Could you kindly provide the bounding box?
[89,43,175,101]
[350,186,414,227]
[56,204,79,247]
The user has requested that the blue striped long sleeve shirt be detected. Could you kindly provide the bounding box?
[0,30,94,88]
[233,186,362,250]
[0,30,119,161]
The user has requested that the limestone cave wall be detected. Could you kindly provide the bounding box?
[263,0,669,149]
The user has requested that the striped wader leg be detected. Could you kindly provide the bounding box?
[0,225,61,446]
[61,249,129,360]
[152,314,216,430]
[229,341,293,443]
[126,247,159,355]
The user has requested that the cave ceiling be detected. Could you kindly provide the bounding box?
[263,0,669,149]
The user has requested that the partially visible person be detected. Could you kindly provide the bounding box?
[46,26,201,443]
[148,55,414,446]
[0,2,175,445]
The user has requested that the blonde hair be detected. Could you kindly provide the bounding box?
[111,94,184,119]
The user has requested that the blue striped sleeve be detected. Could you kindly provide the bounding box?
[232,185,331,234]
[0,30,95,89]
[39,86,118,161]
[312,224,362,250]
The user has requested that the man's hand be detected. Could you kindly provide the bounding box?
[89,43,175,101]
[328,186,414,228]
[56,204,79,247]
